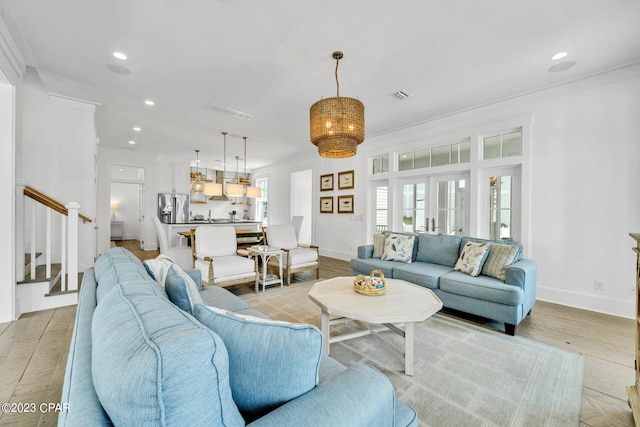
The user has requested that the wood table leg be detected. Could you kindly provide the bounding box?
[405,322,414,376]
[321,309,330,355]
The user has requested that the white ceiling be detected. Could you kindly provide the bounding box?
[3,0,640,171]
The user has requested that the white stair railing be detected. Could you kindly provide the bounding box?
[20,185,90,292]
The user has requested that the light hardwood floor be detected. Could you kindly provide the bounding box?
[0,241,635,426]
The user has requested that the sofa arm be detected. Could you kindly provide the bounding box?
[357,245,374,259]
[505,258,537,290]
[247,364,396,427]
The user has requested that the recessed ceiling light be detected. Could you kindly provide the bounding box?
[113,51,127,60]
[551,52,568,60]
[128,140,136,145]
[133,126,141,132]
[548,61,576,73]
[144,100,155,106]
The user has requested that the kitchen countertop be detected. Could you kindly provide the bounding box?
[172,220,262,225]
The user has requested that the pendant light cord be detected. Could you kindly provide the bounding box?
[335,56,340,97]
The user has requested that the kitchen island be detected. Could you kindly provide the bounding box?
[162,220,263,248]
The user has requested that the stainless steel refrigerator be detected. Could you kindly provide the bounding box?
[157,193,189,223]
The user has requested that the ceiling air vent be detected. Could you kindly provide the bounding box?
[392,90,412,100]
[207,103,255,120]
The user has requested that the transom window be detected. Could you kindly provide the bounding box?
[398,140,470,171]
[483,130,521,159]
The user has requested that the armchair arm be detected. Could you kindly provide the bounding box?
[357,245,374,259]
[299,244,319,250]
[247,364,395,427]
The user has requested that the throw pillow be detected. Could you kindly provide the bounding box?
[381,233,415,263]
[372,233,386,258]
[482,243,520,281]
[165,266,204,314]
[192,305,323,422]
[454,242,490,277]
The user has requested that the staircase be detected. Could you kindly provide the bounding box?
[15,184,92,316]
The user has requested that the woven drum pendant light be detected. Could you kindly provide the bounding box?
[310,51,365,158]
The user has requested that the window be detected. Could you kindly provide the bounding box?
[483,130,521,160]
[256,177,268,224]
[489,175,513,239]
[397,140,470,171]
[375,185,388,232]
[372,155,389,175]
[402,183,426,232]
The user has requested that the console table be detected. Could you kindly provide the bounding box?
[110,221,124,241]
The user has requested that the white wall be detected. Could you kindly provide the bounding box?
[21,71,97,270]
[257,65,640,319]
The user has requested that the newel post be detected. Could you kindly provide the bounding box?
[66,202,80,291]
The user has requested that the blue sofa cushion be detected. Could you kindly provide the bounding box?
[351,257,401,278]
[94,248,168,303]
[415,234,462,267]
[439,271,524,305]
[453,241,490,277]
[91,284,244,427]
[193,304,323,422]
[392,262,454,289]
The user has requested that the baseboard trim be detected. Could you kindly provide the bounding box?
[537,286,634,319]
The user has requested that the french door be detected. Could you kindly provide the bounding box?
[400,173,469,236]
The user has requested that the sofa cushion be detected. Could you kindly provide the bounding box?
[192,305,323,422]
[92,284,244,427]
[384,231,420,261]
[482,243,520,281]
[382,233,415,263]
[94,247,168,303]
[439,271,524,305]
[350,257,401,278]
[164,266,204,314]
[454,241,490,277]
[200,285,251,313]
[392,262,454,289]
[372,233,386,258]
[461,237,524,262]
[415,234,462,267]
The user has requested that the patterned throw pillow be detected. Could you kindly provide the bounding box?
[482,243,520,281]
[454,242,490,276]
[381,234,415,263]
[372,233,386,258]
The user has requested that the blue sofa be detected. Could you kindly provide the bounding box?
[59,247,417,426]
[350,233,537,336]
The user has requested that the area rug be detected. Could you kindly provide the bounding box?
[238,281,584,427]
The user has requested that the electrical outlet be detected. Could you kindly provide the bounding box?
[594,280,604,291]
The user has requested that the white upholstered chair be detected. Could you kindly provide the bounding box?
[265,224,319,285]
[192,226,258,287]
[152,216,193,271]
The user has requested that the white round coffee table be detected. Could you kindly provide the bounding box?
[308,276,442,375]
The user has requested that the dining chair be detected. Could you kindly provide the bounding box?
[151,216,193,270]
[192,225,258,287]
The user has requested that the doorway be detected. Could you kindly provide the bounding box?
[400,172,470,236]
[110,165,145,249]
[290,169,312,244]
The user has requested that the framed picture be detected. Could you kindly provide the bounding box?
[320,196,333,213]
[337,195,354,213]
[320,173,334,191]
[338,170,355,190]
